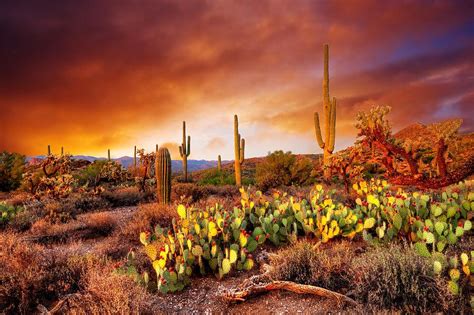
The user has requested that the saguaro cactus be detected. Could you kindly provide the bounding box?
[61,147,64,156]
[47,145,51,156]
[108,149,111,161]
[234,115,245,186]
[156,147,171,204]
[314,44,336,179]
[179,121,191,181]
[217,155,222,172]
[134,146,137,168]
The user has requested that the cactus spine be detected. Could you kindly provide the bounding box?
[179,121,191,182]
[134,146,137,168]
[217,155,222,172]
[47,145,51,156]
[314,44,336,179]
[108,149,111,161]
[234,115,245,186]
[156,147,171,204]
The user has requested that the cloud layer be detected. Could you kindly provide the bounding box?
[1,0,473,158]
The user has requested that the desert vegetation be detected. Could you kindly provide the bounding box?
[1,43,473,314]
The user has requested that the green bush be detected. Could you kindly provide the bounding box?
[0,202,24,227]
[0,151,25,192]
[197,169,235,186]
[256,151,313,191]
[75,160,108,186]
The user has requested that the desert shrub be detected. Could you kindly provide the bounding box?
[102,187,148,207]
[256,151,313,191]
[268,240,356,291]
[197,169,235,186]
[120,203,177,243]
[0,232,87,313]
[85,212,118,236]
[0,151,25,192]
[3,191,31,207]
[75,160,108,186]
[350,244,454,312]
[69,193,111,212]
[42,198,79,223]
[172,183,239,202]
[60,262,150,314]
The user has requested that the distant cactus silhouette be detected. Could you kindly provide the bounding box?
[47,145,51,156]
[156,147,171,204]
[108,149,111,161]
[61,147,64,156]
[217,155,222,172]
[234,115,245,186]
[179,121,191,181]
[314,44,336,179]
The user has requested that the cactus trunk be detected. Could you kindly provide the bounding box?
[134,146,137,168]
[314,44,336,179]
[108,149,111,161]
[234,115,245,186]
[156,147,171,204]
[179,121,191,182]
[61,147,64,156]
[217,155,222,172]
[47,145,51,156]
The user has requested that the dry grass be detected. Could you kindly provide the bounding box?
[119,202,178,243]
[349,244,458,313]
[268,240,356,292]
[102,187,149,207]
[29,211,118,244]
[52,262,151,314]
[0,232,83,313]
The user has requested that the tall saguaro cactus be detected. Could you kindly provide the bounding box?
[134,146,137,168]
[314,44,336,179]
[108,149,111,161]
[47,145,51,156]
[156,147,171,204]
[61,147,64,156]
[179,121,191,181]
[234,115,245,186]
[217,155,222,172]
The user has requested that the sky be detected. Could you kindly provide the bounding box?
[1,0,473,160]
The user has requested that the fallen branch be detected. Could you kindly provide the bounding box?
[221,280,357,306]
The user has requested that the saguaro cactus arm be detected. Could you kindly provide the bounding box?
[240,138,245,164]
[314,113,325,148]
[179,121,191,157]
[327,97,336,153]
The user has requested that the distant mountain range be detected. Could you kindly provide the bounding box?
[27,155,229,173]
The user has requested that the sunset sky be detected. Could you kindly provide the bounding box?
[1,1,473,160]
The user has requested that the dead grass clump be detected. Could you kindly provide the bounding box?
[119,203,177,243]
[349,244,455,313]
[82,211,118,236]
[172,183,239,203]
[0,232,83,313]
[267,240,355,292]
[53,262,150,314]
[70,193,111,213]
[102,187,148,207]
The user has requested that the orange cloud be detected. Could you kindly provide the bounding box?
[0,1,473,158]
